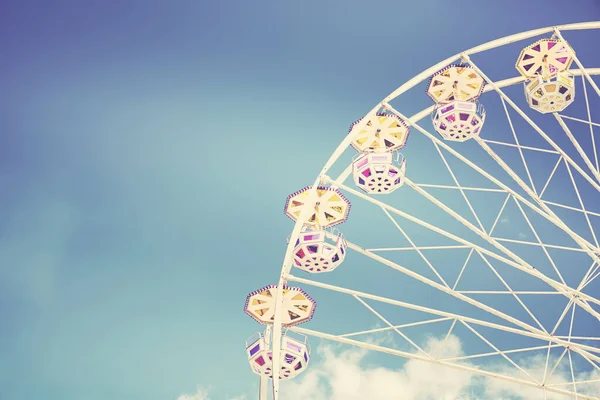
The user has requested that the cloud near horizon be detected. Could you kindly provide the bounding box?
[176,387,246,400]
[179,334,600,400]
[279,335,600,400]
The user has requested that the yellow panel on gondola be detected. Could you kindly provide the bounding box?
[244,285,316,327]
[348,113,410,152]
[515,38,574,80]
[284,186,351,228]
[426,65,485,103]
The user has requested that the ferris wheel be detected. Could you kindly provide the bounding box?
[243,22,600,399]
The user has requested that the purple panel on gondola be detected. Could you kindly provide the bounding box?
[287,342,302,352]
[303,233,321,241]
[250,344,261,357]
[284,354,296,364]
[441,104,454,113]
[307,245,318,254]
[355,157,369,169]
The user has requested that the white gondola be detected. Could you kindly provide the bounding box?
[431,100,486,141]
[245,331,311,380]
[523,71,575,114]
[352,151,406,194]
[290,228,347,273]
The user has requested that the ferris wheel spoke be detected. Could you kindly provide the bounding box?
[287,274,600,361]
[475,137,600,265]
[544,301,600,377]
[479,139,561,155]
[558,114,600,129]
[327,178,512,267]
[544,347,569,386]
[491,237,587,252]
[555,113,600,185]
[567,297,577,341]
[414,184,506,192]
[477,250,548,333]
[582,264,600,290]
[459,320,541,384]
[384,103,600,265]
[338,317,453,338]
[555,335,600,341]
[380,207,451,288]
[456,291,564,295]
[341,237,552,334]
[452,248,474,290]
[512,196,568,285]
[563,155,600,291]
[500,96,539,195]
[404,177,600,314]
[352,295,432,358]
[329,177,600,311]
[551,299,575,339]
[488,193,512,238]
[367,245,471,252]
[576,348,600,374]
[432,141,487,232]
[564,160,600,248]
[540,156,564,197]
[581,74,600,173]
[568,349,580,399]
[543,199,600,219]
[442,343,562,363]
[291,250,600,364]
[547,378,600,388]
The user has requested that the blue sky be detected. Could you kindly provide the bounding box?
[1,1,600,399]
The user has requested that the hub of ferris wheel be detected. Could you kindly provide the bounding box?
[241,31,584,386]
[516,38,576,113]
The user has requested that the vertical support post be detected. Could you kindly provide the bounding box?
[259,326,272,400]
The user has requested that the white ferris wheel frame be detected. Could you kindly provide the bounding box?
[262,21,600,400]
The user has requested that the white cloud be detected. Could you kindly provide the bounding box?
[481,353,600,400]
[282,335,477,400]
[177,387,210,400]
[180,336,600,400]
[176,387,246,400]
[280,335,600,400]
[517,232,528,239]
